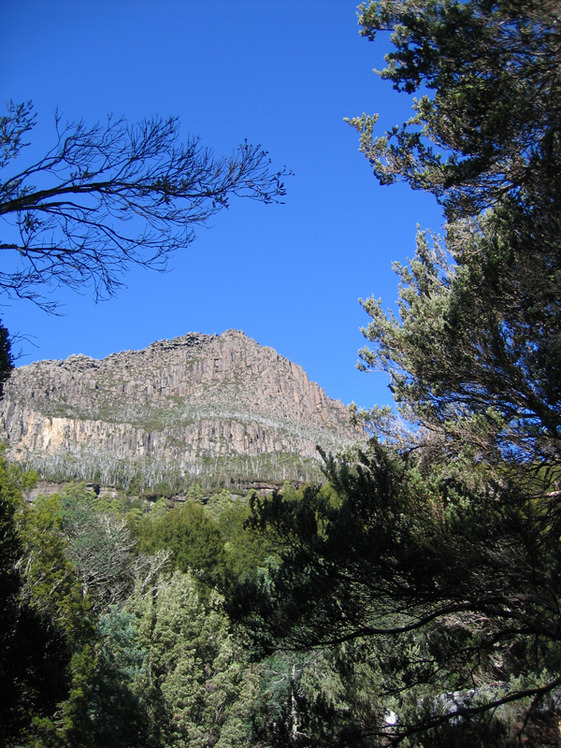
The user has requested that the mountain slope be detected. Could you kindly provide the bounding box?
[0,330,364,491]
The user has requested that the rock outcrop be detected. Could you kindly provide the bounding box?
[0,330,364,490]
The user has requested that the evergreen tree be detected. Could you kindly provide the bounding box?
[350,0,561,467]
[135,500,228,588]
[131,570,260,747]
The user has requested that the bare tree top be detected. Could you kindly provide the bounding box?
[0,101,289,311]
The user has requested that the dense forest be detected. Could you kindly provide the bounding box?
[1,0,561,745]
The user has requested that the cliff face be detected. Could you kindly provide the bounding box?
[0,330,363,489]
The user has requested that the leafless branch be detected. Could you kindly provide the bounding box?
[0,103,289,309]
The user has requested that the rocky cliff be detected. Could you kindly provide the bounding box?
[0,330,364,491]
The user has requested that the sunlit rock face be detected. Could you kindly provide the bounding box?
[0,330,364,490]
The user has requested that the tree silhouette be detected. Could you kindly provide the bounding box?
[0,101,288,310]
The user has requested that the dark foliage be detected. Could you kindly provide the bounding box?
[0,468,70,746]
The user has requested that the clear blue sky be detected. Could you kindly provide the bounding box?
[1,1,442,410]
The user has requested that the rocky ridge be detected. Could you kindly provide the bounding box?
[0,330,364,490]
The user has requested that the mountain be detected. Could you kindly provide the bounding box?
[0,330,364,492]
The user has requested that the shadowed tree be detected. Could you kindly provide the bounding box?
[0,320,13,396]
[0,455,70,746]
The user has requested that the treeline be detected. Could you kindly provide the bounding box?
[18,448,324,495]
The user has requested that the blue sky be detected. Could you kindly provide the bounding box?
[1,1,442,410]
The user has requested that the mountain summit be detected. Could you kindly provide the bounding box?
[0,330,364,491]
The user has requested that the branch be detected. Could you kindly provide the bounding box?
[0,107,289,309]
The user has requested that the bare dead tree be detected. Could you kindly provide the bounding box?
[0,101,288,310]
